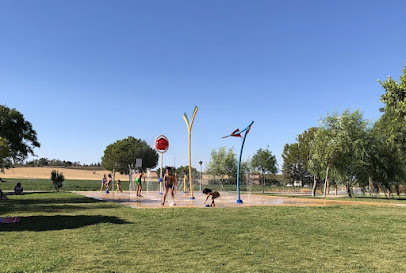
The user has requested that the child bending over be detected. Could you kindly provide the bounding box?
[203,188,220,207]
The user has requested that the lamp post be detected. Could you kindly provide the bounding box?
[199,161,203,192]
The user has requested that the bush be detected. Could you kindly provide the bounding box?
[51,170,65,192]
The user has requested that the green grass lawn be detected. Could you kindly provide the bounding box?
[1,193,406,272]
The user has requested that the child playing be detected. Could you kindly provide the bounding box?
[135,171,144,197]
[162,167,175,205]
[203,188,220,207]
[116,179,123,193]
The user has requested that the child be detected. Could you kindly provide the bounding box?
[106,174,112,191]
[116,179,123,193]
[135,171,144,197]
[14,183,23,195]
[162,167,175,205]
[203,188,220,207]
[100,174,107,191]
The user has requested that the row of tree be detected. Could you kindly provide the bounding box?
[206,146,278,191]
[21,158,86,167]
[282,63,406,197]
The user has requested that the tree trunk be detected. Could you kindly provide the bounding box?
[346,181,352,198]
[262,171,265,193]
[312,175,317,197]
[323,166,329,197]
[335,184,337,195]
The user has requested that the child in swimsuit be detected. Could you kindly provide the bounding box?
[203,188,220,207]
[116,179,123,193]
[162,167,175,205]
[106,174,112,191]
[135,172,143,197]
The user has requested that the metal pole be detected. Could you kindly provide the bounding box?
[159,153,163,194]
[199,161,203,192]
[188,131,194,199]
[236,131,248,204]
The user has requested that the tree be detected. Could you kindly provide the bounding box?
[206,147,238,190]
[282,128,316,190]
[378,62,406,150]
[0,137,9,168]
[51,170,65,192]
[101,137,159,191]
[366,122,406,197]
[251,146,277,193]
[314,110,369,198]
[0,105,40,171]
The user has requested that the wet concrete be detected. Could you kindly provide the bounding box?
[72,191,406,209]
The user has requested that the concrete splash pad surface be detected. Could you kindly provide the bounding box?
[72,191,406,208]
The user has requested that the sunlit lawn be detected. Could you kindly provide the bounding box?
[1,192,406,273]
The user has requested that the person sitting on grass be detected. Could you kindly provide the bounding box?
[14,183,23,195]
[203,188,220,207]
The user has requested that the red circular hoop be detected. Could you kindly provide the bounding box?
[155,135,169,153]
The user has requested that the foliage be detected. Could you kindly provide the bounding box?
[378,62,406,150]
[206,147,238,184]
[251,146,278,175]
[0,137,10,170]
[155,165,199,179]
[50,170,65,192]
[101,136,159,174]
[22,158,86,167]
[312,110,370,197]
[0,105,40,171]
[282,128,316,185]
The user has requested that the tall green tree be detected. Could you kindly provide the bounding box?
[367,120,406,197]
[206,147,238,190]
[0,105,40,171]
[378,62,406,150]
[251,146,277,193]
[101,137,159,190]
[282,128,316,190]
[315,110,369,197]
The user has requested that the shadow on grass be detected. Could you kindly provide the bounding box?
[0,195,113,214]
[6,196,103,205]
[354,196,406,201]
[0,215,129,232]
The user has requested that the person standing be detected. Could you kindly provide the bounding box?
[100,174,107,191]
[162,167,175,205]
[135,171,144,197]
[107,174,112,191]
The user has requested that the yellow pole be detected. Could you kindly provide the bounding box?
[188,130,193,198]
[183,106,198,199]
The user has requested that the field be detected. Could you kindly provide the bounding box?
[1,192,406,273]
[1,167,142,181]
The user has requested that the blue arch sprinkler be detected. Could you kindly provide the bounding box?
[222,121,254,204]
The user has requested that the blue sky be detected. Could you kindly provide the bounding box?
[1,0,405,171]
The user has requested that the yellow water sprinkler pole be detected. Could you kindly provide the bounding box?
[183,106,198,199]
